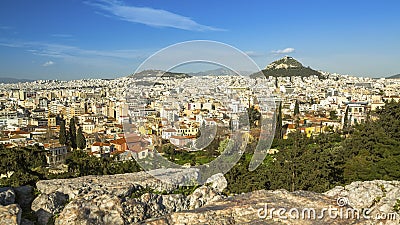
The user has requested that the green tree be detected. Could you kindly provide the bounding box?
[0,145,47,187]
[268,132,344,192]
[343,106,349,130]
[76,127,86,150]
[275,102,283,139]
[341,101,400,183]
[162,143,176,160]
[248,106,261,128]
[59,119,67,145]
[69,117,77,149]
[225,153,272,194]
[329,110,338,120]
[294,100,300,116]
[65,150,141,177]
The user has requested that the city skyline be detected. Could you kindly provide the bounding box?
[1,0,400,80]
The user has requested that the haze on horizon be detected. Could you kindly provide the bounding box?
[0,0,399,80]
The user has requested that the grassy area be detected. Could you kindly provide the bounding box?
[171,150,217,166]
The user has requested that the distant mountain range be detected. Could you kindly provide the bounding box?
[250,56,325,79]
[0,77,34,84]
[188,68,253,76]
[387,74,400,79]
[129,70,191,79]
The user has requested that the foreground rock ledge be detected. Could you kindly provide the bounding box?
[20,173,400,225]
[143,190,371,225]
[143,181,400,225]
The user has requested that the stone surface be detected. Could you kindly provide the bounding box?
[205,173,228,193]
[325,180,400,224]
[0,204,21,225]
[143,190,368,225]
[0,187,16,206]
[35,169,198,199]
[56,195,125,225]
[28,171,400,225]
[143,181,400,225]
[31,191,69,225]
[32,168,200,224]
[187,186,224,210]
[55,185,223,224]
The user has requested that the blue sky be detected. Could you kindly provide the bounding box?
[0,0,399,80]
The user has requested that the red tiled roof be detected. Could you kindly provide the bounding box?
[170,135,196,139]
[129,144,144,153]
[92,142,110,147]
[110,138,126,145]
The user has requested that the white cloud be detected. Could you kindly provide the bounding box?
[43,61,55,66]
[0,39,152,72]
[0,40,149,59]
[272,48,295,54]
[244,51,263,57]
[86,0,224,31]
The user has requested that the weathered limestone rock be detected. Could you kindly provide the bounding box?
[205,173,228,193]
[143,190,368,225]
[0,187,15,206]
[326,180,400,224]
[29,171,400,225]
[188,186,224,210]
[120,193,189,224]
[56,195,125,225]
[35,169,198,199]
[32,169,200,224]
[31,191,68,225]
[0,204,21,225]
[55,185,223,224]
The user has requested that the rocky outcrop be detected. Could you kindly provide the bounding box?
[1,171,397,225]
[187,186,223,210]
[56,194,125,225]
[326,180,400,223]
[0,204,21,225]
[32,169,208,224]
[54,185,223,224]
[205,173,227,193]
[35,169,199,199]
[144,181,400,225]
[31,191,69,225]
[143,189,368,225]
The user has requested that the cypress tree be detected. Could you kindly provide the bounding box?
[343,106,349,129]
[76,127,86,150]
[69,117,77,149]
[294,100,300,116]
[59,119,67,145]
[275,102,283,139]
